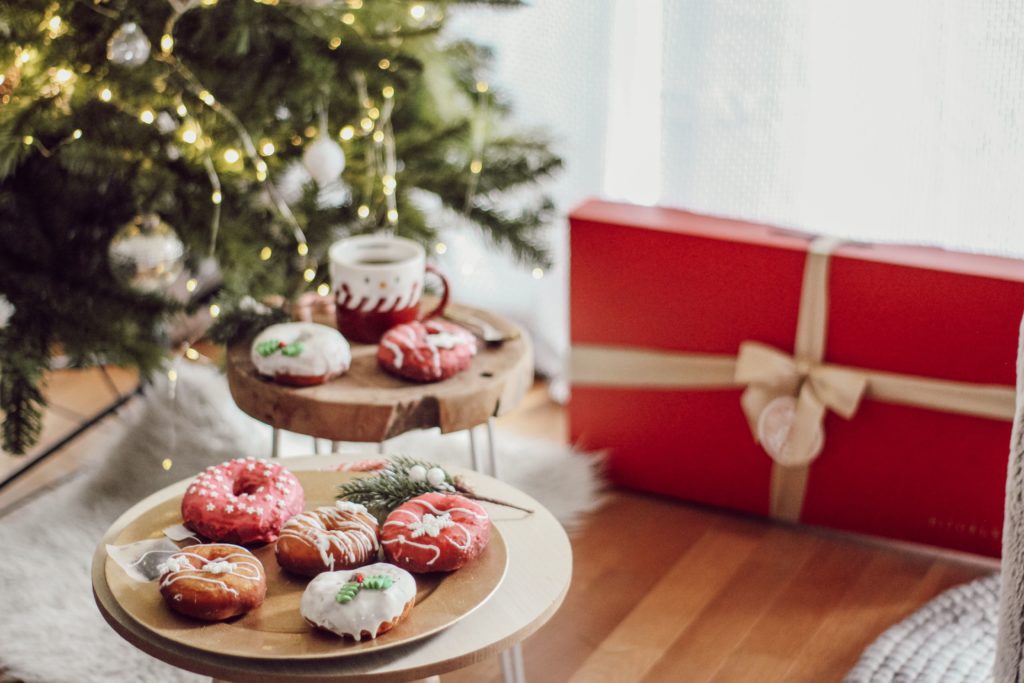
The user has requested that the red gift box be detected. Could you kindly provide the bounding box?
[569,199,1024,556]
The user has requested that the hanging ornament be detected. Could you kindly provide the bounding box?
[107,23,152,67]
[108,214,186,293]
[0,294,14,329]
[302,136,346,186]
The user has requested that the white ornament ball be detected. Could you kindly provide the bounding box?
[0,294,14,329]
[426,467,447,488]
[408,464,427,483]
[108,214,185,293]
[107,22,151,68]
[302,137,346,186]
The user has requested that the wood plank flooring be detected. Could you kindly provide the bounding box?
[0,367,999,682]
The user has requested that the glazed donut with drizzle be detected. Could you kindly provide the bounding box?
[158,543,267,621]
[377,320,477,383]
[275,501,380,577]
[380,492,491,573]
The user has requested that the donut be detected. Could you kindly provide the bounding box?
[300,562,416,640]
[158,543,266,621]
[181,457,304,545]
[251,322,351,386]
[380,493,490,573]
[275,501,380,576]
[377,320,476,382]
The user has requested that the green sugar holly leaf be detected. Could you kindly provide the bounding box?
[281,341,304,357]
[363,575,394,591]
[335,580,361,604]
[256,340,281,357]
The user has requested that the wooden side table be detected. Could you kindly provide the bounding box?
[92,455,572,682]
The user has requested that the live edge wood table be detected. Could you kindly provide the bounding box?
[92,455,572,683]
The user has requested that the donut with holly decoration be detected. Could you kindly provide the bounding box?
[251,321,351,386]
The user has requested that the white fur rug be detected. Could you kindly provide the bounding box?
[0,365,603,683]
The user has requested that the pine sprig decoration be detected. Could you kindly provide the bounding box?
[337,455,533,519]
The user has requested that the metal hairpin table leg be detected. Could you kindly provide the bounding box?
[468,427,482,472]
[485,416,500,479]
[312,438,321,455]
[271,428,281,458]
[378,440,386,455]
[331,441,340,453]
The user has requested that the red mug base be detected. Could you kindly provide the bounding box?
[336,305,420,344]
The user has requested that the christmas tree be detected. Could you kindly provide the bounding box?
[0,0,561,454]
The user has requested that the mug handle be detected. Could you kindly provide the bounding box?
[420,263,450,320]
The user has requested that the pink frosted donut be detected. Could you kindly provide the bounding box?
[377,320,477,383]
[181,457,305,545]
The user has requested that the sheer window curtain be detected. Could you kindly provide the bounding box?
[445,0,1024,382]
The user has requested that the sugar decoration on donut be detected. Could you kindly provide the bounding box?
[251,321,351,386]
[300,562,417,640]
[381,493,491,573]
[157,543,267,621]
[181,457,304,545]
[275,501,380,576]
[377,319,476,382]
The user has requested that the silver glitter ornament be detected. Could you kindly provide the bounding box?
[109,214,185,293]
[107,23,151,68]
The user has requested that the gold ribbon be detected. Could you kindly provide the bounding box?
[570,237,1016,522]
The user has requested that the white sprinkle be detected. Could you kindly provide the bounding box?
[225,505,235,513]
[276,500,286,508]
[256,486,265,492]
[199,490,207,497]
[264,495,273,501]
[206,503,215,512]
[246,463,256,471]
[188,487,197,494]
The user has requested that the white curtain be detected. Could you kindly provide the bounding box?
[445,0,1024,378]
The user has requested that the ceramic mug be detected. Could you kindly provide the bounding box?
[328,235,450,343]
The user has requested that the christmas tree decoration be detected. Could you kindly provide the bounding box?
[108,214,186,294]
[106,23,152,67]
[0,0,561,454]
[0,295,14,329]
[302,136,346,186]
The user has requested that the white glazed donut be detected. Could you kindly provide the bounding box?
[300,562,417,640]
[251,322,351,386]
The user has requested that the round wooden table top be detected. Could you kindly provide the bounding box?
[225,303,534,443]
[91,455,572,682]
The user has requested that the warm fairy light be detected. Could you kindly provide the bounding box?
[182,128,198,144]
[256,169,268,181]
[185,278,198,292]
[339,125,355,141]
[360,118,374,132]
[368,107,380,120]
[382,175,396,190]
[209,304,221,318]
[201,0,218,5]
[410,4,426,20]
[387,209,399,224]
[317,283,331,296]
[348,0,363,8]
[167,369,178,382]
[469,159,482,174]
[185,347,200,360]
[357,204,370,218]
[160,34,174,54]
[378,59,391,70]
[382,86,395,99]
[176,103,188,116]
[255,159,268,181]
[22,135,33,145]
[162,458,173,471]
[297,242,309,256]
[48,16,63,32]
[71,129,82,140]
[291,135,303,146]
[211,190,223,204]
[99,87,112,102]
[329,36,342,50]
[223,148,240,163]
[140,109,156,124]
[199,90,215,105]
[304,125,317,138]
[435,242,447,254]
[259,246,272,260]
[342,13,356,25]
[54,68,73,84]
[476,81,489,93]
[260,140,275,156]
[303,268,316,282]
[18,50,32,64]
[532,267,544,279]
[372,130,385,143]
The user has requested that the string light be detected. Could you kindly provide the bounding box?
[378,59,391,70]
[200,0,219,5]
[260,140,275,156]
[185,278,198,292]
[387,208,398,224]
[167,368,178,382]
[382,86,395,99]
[329,37,342,50]
[297,242,309,256]
[469,159,482,174]
[198,90,215,105]
[357,205,370,218]
[476,81,489,93]
[348,0,363,7]
[211,190,222,204]
[255,159,268,181]
[222,148,240,163]
[360,118,374,132]
[304,125,317,138]
[209,304,221,318]
[290,135,303,146]
[18,49,32,64]
[54,68,73,84]
[47,16,63,38]
[176,103,187,116]
[382,175,396,190]
[22,135,33,145]
[435,242,447,254]
[339,125,355,141]
[316,283,330,296]
[160,34,174,54]
[342,13,356,25]
[182,128,198,144]
[532,267,544,279]
[368,107,380,120]
[410,4,426,20]
[71,129,82,140]
[162,458,173,471]
[372,130,384,143]
[185,347,200,360]
[303,268,316,282]
[140,109,156,124]
[259,246,272,260]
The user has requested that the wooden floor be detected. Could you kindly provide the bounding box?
[0,367,999,682]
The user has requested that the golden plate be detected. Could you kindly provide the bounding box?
[103,469,508,660]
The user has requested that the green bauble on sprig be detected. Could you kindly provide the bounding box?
[337,455,532,521]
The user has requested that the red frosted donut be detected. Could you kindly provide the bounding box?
[380,493,490,572]
[377,320,476,383]
[181,457,305,545]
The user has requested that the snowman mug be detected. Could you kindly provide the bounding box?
[328,235,450,343]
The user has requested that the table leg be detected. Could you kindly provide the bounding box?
[271,428,280,459]
[378,440,386,454]
[485,416,501,479]
[331,440,340,453]
[511,642,526,683]
[312,437,321,455]
[468,427,482,472]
